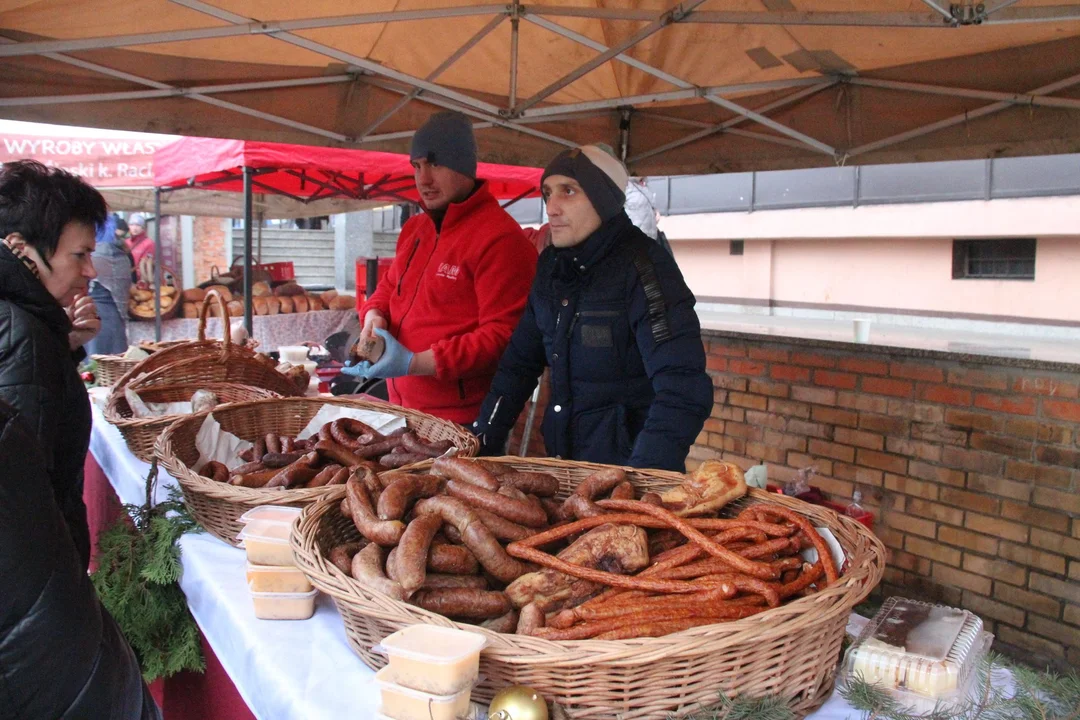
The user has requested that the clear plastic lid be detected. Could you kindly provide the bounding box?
[841,597,987,701]
[248,585,318,600]
[236,519,292,546]
[376,625,487,665]
[238,505,302,525]
[373,666,473,703]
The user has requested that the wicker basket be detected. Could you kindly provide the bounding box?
[91,341,188,387]
[155,396,480,546]
[111,289,301,397]
[104,383,282,462]
[291,456,886,719]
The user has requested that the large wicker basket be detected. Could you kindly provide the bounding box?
[155,396,480,546]
[291,456,886,719]
[111,289,301,397]
[104,383,282,462]
[91,341,188,387]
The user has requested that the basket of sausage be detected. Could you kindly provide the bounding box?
[155,397,479,546]
[290,456,885,719]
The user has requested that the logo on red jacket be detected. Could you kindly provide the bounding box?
[435,262,460,280]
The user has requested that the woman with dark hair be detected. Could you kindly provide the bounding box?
[0,159,105,569]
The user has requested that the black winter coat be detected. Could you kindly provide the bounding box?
[0,244,92,569]
[474,212,712,471]
[0,400,161,720]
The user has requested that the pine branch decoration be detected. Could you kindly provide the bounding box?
[90,462,205,683]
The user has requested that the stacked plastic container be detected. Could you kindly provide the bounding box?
[236,506,319,620]
[839,597,993,714]
[373,625,487,720]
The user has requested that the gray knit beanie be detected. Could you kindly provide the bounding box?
[410,111,477,179]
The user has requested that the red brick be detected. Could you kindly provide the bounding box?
[965,513,1029,543]
[785,418,830,439]
[695,430,710,446]
[790,351,837,369]
[966,473,1032,502]
[835,427,884,451]
[748,379,790,398]
[703,418,725,433]
[1043,399,1080,423]
[938,526,998,555]
[997,627,1065,662]
[1004,459,1072,488]
[909,460,966,487]
[808,439,856,463]
[786,452,833,476]
[729,392,768,411]
[712,375,749,392]
[962,591,1025,627]
[885,437,942,463]
[885,474,939,500]
[974,393,1037,416]
[1012,376,1080,398]
[857,449,908,474]
[838,392,889,414]
[1027,616,1080,651]
[999,542,1067,575]
[1034,445,1080,470]
[839,357,889,375]
[890,362,945,383]
[763,430,808,453]
[743,410,787,431]
[811,406,859,428]
[745,441,787,465]
[1031,529,1080,560]
[918,383,973,406]
[932,564,992,595]
[791,386,837,406]
[748,346,789,363]
[835,463,885,486]
[963,554,1027,586]
[1005,500,1074,533]
[886,511,938,539]
[709,341,747,357]
[939,487,1000,515]
[706,355,728,372]
[1003,418,1069,442]
[947,368,1009,391]
[766,398,812,420]
[722,435,746,454]
[1032,487,1080,515]
[908,497,964,527]
[814,370,858,390]
[729,358,766,376]
[767,364,809,383]
[890,401,946,423]
[1038,423,1072,445]
[1030,573,1080,605]
[911,422,967,446]
[995,584,1061,621]
[858,413,910,436]
[813,475,855,498]
[712,405,745,423]
[862,377,915,399]
[943,409,1005,433]
[941,446,1005,474]
[969,432,1033,459]
[906,536,961,566]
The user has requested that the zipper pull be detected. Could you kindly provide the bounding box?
[566,312,580,339]
[487,396,503,425]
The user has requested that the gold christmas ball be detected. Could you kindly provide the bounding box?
[488,685,548,720]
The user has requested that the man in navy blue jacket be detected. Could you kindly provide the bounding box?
[472,145,712,471]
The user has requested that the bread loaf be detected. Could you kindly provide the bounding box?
[182,302,200,318]
[253,296,269,315]
[273,282,305,297]
[251,281,272,298]
[307,295,325,311]
[320,289,338,307]
[264,296,280,315]
[205,285,233,302]
[182,287,206,303]
[292,294,309,313]
[330,294,356,311]
[227,300,244,317]
[277,296,294,313]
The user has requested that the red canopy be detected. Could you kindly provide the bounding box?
[153,137,541,205]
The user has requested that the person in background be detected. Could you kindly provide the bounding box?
[0,159,104,568]
[86,212,133,355]
[0,399,161,720]
[343,111,538,424]
[472,145,712,471]
[125,212,154,278]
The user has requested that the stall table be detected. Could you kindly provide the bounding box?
[126,309,356,353]
[85,395,953,720]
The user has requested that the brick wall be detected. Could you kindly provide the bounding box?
[193,216,228,285]
[694,331,1080,671]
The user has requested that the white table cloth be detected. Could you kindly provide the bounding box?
[127,308,356,352]
[89,395,974,720]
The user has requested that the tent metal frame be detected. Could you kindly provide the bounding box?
[3,1,1080,169]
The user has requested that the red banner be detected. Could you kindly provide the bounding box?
[0,133,171,187]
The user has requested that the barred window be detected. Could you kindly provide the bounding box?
[952,239,1036,280]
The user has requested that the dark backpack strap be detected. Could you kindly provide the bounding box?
[629,244,672,345]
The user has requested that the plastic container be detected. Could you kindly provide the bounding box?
[249,585,318,620]
[278,345,309,364]
[246,563,313,593]
[377,625,487,695]
[238,505,303,526]
[374,667,472,720]
[237,520,295,566]
[840,597,991,713]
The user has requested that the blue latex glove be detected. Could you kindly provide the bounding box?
[346,327,414,380]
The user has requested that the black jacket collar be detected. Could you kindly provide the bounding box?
[550,211,634,291]
[0,244,71,338]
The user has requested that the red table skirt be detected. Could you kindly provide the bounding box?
[84,454,257,720]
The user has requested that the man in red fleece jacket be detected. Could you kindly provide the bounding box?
[344,112,537,424]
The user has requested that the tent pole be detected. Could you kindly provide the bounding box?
[243,166,254,337]
[509,1,520,108]
[153,187,162,342]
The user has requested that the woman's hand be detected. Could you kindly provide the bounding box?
[67,293,101,350]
